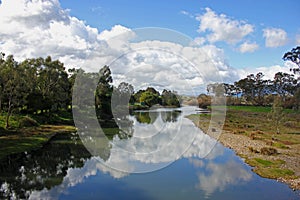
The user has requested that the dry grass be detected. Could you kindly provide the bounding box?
[187,106,300,190]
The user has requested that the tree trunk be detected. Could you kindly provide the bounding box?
[5,99,12,129]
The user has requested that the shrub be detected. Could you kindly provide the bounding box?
[197,94,211,109]
[284,121,297,128]
[260,147,278,155]
[19,116,39,128]
[248,146,259,153]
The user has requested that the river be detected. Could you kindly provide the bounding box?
[0,107,299,199]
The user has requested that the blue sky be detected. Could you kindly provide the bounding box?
[0,0,299,94]
[60,0,300,68]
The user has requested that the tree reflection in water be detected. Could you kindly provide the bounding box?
[133,109,181,124]
[0,133,92,199]
[4,108,297,200]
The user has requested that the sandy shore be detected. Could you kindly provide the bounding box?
[188,115,300,190]
[218,130,300,190]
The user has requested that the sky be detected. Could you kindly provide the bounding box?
[0,0,299,94]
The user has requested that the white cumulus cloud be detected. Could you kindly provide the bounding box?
[238,42,259,53]
[0,0,105,68]
[196,8,254,44]
[263,28,288,48]
[0,0,294,95]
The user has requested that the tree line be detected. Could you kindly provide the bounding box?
[198,46,300,109]
[0,53,180,129]
[204,71,300,108]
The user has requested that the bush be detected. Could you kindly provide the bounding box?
[19,116,39,128]
[197,94,211,109]
[248,146,259,153]
[260,147,278,155]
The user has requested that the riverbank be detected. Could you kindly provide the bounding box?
[0,111,76,160]
[187,106,300,190]
[0,125,76,160]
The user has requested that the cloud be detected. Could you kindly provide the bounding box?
[0,0,105,68]
[196,158,252,196]
[29,157,128,200]
[296,34,300,45]
[0,0,294,95]
[0,0,228,95]
[196,8,254,44]
[191,37,206,46]
[236,63,294,81]
[180,10,194,18]
[263,28,288,48]
[238,42,259,53]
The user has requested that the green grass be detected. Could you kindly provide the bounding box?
[272,142,289,149]
[210,105,300,114]
[253,158,275,167]
[246,158,295,179]
[0,125,76,160]
[0,110,74,130]
[197,105,300,138]
[226,105,271,113]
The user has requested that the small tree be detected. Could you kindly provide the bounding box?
[269,96,285,134]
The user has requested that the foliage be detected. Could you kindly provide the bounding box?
[139,90,160,107]
[283,46,300,73]
[161,89,180,107]
[0,54,71,128]
[207,70,299,109]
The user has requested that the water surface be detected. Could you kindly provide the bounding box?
[0,107,299,199]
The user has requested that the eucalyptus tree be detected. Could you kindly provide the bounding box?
[1,55,29,128]
[95,65,113,116]
[283,46,300,73]
[273,72,297,98]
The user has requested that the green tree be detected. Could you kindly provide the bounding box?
[23,56,70,113]
[161,89,180,107]
[273,72,297,98]
[40,56,69,112]
[235,72,269,105]
[139,91,160,107]
[1,55,29,128]
[133,89,145,103]
[95,65,113,116]
[283,46,300,73]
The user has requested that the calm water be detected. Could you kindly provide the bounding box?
[0,107,299,200]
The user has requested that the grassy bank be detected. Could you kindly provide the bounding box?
[187,105,300,190]
[0,111,76,160]
[0,125,76,160]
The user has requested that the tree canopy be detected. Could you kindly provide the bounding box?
[283,46,300,73]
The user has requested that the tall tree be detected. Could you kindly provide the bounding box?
[273,72,297,98]
[235,72,269,105]
[283,46,300,73]
[26,56,70,113]
[139,91,160,107]
[95,65,113,116]
[1,55,29,128]
[161,89,180,107]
